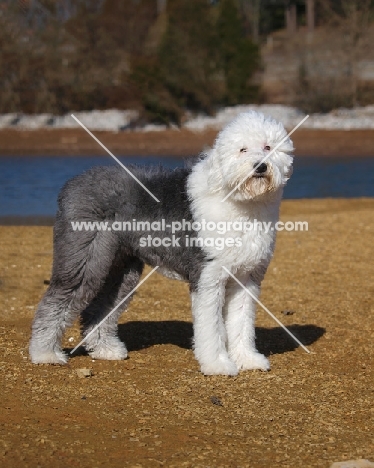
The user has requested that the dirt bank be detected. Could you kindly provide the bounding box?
[0,128,374,157]
[0,198,373,467]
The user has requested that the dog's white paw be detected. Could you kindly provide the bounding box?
[200,355,238,376]
[232,351,270,371]
[29,347,68,365]
[87,341,128,361]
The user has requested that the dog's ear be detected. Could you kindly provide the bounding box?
[206,149,224,193]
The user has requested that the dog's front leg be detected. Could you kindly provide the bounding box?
[191,262,238,376]
[224,273,270,371]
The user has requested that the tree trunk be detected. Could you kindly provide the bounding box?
[157,0,167,15]
[306,0,315,35]
[285,3,297,35]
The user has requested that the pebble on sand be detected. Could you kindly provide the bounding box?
[76,368,93,379]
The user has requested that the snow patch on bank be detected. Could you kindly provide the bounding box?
[183,105,304,130]
[1,105,374,132]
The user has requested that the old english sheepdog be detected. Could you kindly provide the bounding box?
[29,111,294,375]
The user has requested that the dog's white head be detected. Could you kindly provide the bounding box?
[208,111,294,201]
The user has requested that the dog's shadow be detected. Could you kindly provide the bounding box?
[118,321,192,351]
[116,321,325,356]
[255,324,325,356]
[67,321,325,357]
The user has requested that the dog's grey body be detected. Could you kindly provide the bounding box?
[59,165,205,284]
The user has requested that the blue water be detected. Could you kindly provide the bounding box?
[0,155,373,217]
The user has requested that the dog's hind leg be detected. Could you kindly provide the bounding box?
[29,291,75,365]
[224,272,270,371]
[80,255,144,360]
[29,227,121,365]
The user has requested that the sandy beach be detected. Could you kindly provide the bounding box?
[0,198,373,467]
[1,128,374,157]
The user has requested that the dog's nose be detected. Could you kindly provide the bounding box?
[254,162,267,174]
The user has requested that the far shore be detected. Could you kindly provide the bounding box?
[0,128,374,157]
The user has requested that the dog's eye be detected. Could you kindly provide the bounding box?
[264,145,271,151]
[240,148,247,153]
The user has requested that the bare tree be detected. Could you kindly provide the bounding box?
[290,0,373,111]
[318,0,372,106]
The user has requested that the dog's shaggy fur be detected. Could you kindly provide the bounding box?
[29,111,294,375]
